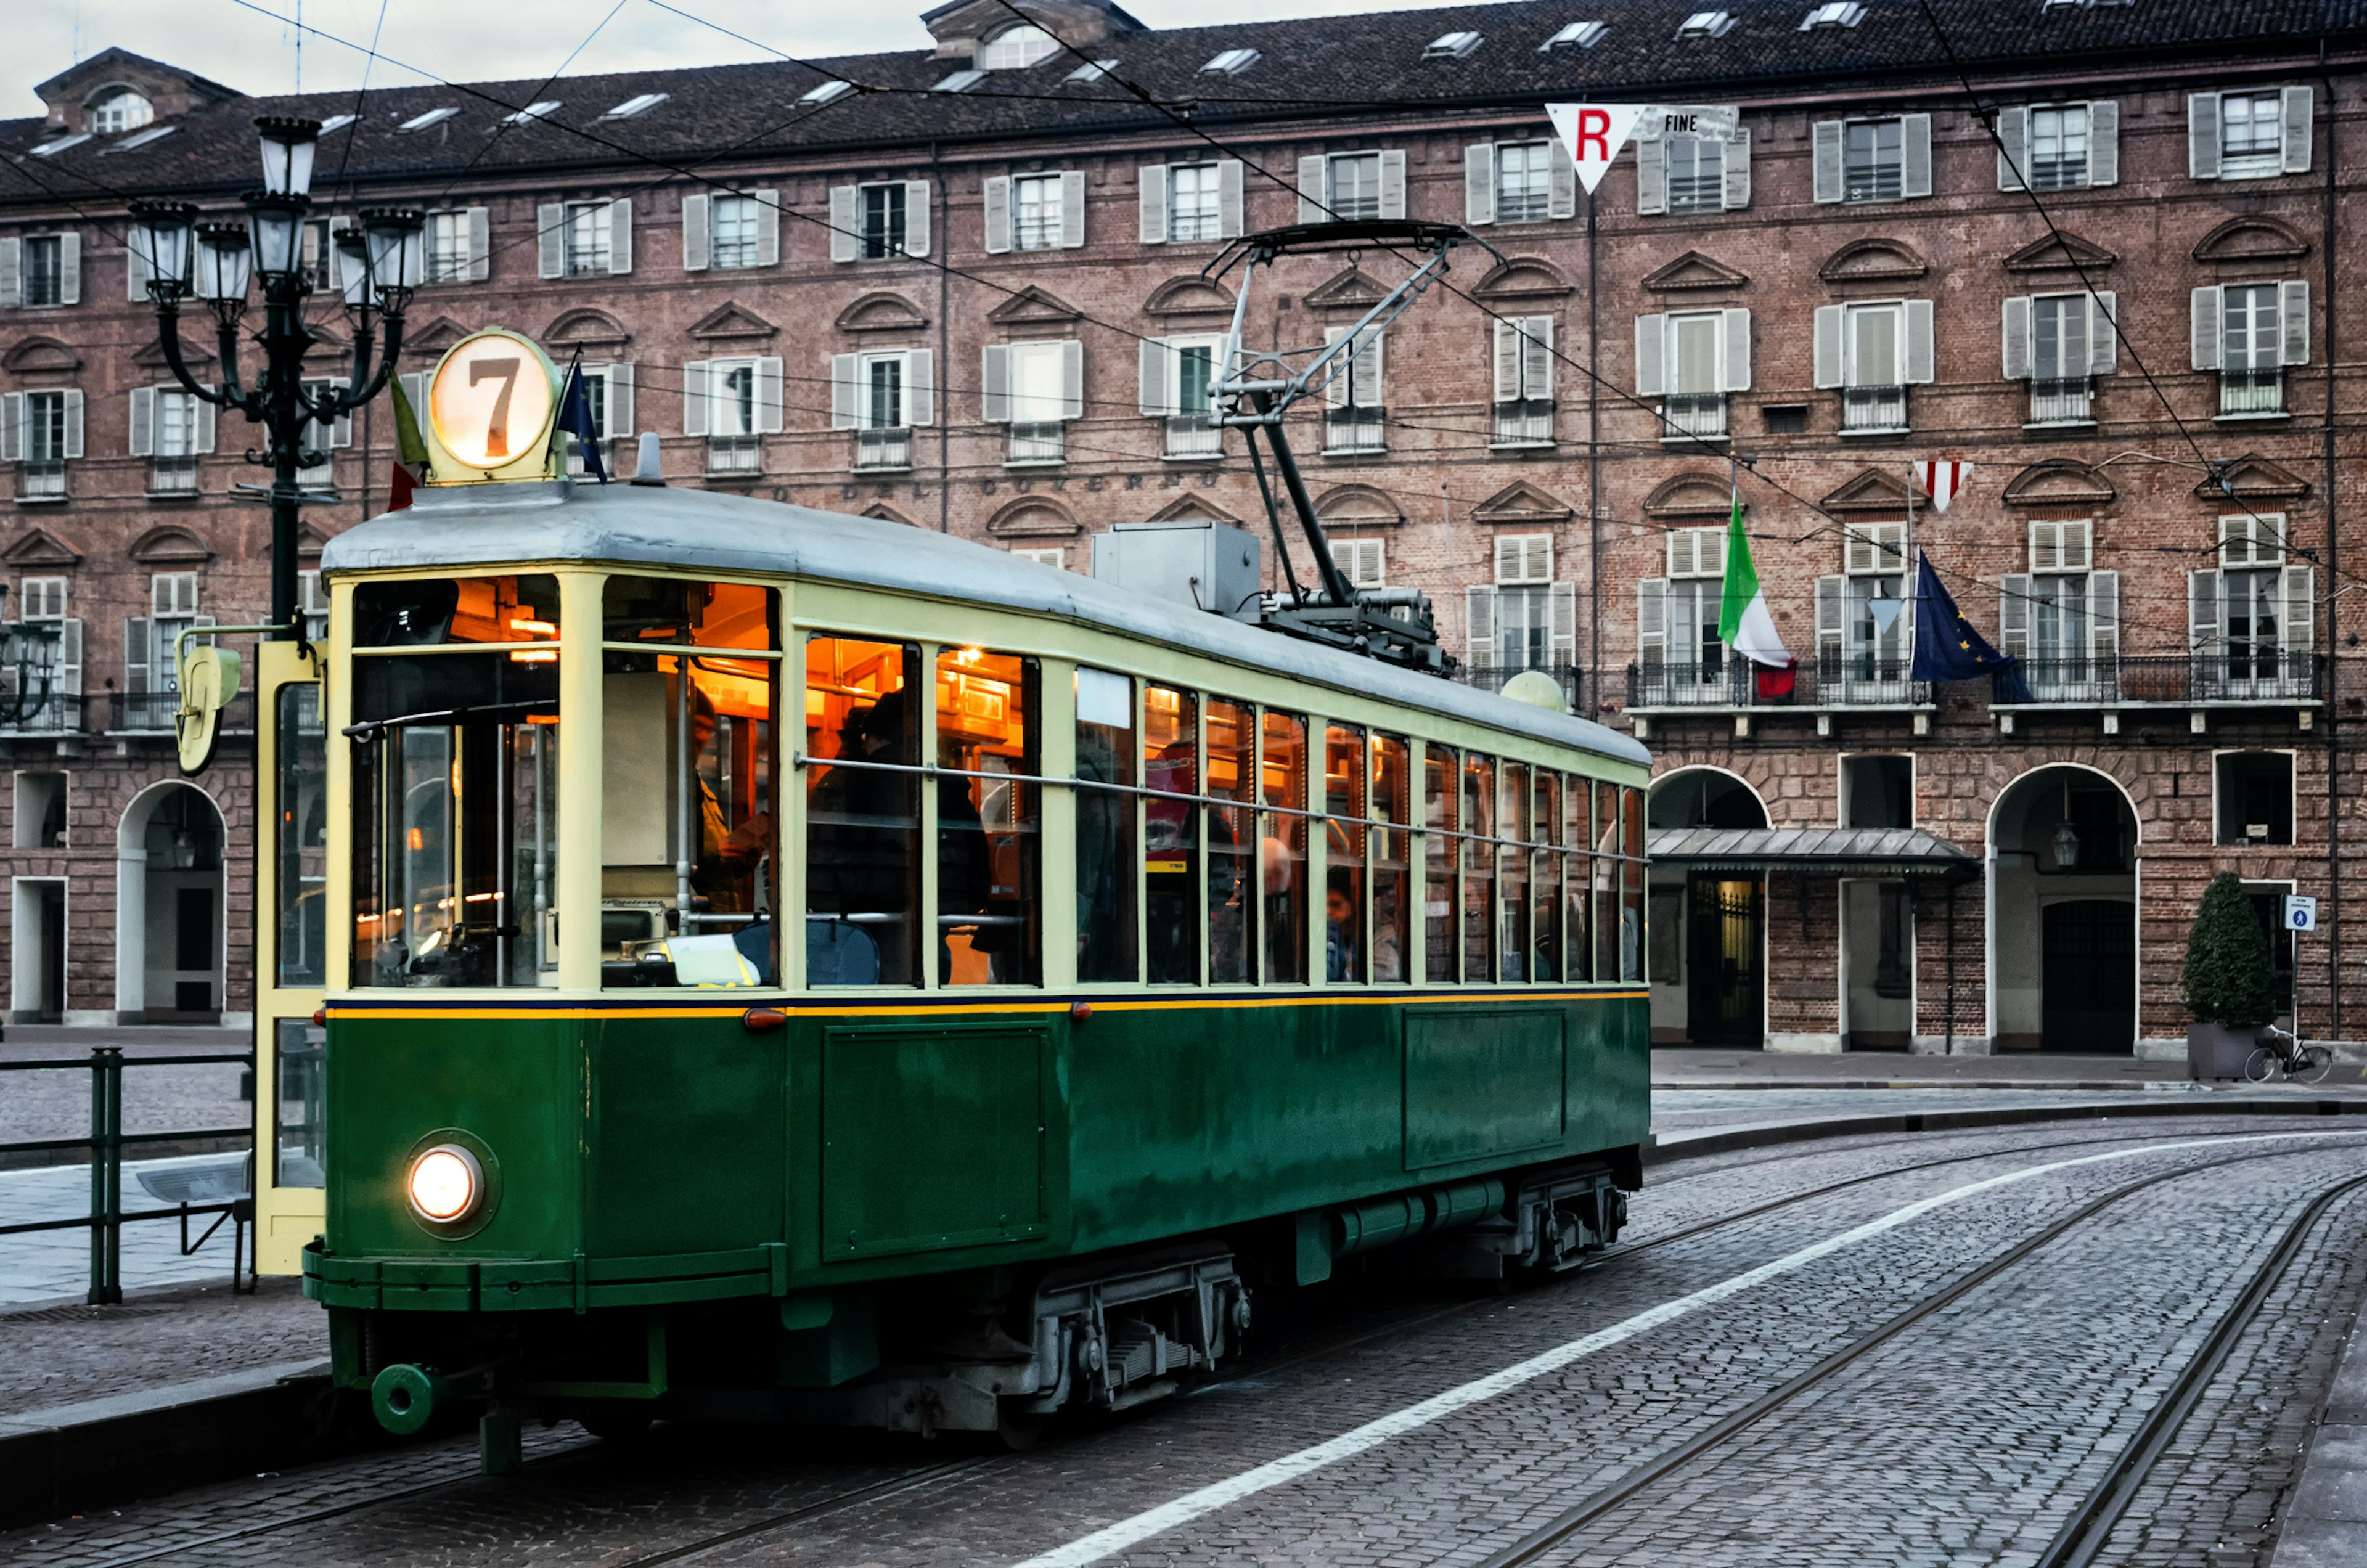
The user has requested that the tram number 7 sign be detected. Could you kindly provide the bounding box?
[428,329,559,476]
[2285,895,2318,932]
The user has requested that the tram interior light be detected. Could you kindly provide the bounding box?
[407,1145,483,1223]
[255,116,322,198]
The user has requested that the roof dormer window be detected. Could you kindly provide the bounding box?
[1424,30,1484,57]
[1065,59,1118,81]
[398,107,460,133]
[931,69,989,92]
[1799,2,1865,26]
[86,89,153,134]
[1201,48,1261,74]
[499,100,560,125]
[1541,20,1608,49]
[600,92,669,120]
[319,113,359,133]
[1677,10,1735,37]
[978,23,1060,69]
[105,125,176,153]
[799,80,854,105]
[29,134,92,158]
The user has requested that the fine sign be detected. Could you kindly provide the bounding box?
[2286,895,2318,932]
[428,330,558,474]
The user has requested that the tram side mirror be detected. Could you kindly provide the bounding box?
[174,639,243,776]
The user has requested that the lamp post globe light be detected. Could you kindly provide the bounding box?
[131,116,423,642]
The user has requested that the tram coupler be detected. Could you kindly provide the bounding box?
[367,1361,493,1436]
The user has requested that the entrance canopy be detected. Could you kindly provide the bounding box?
[1646,827,1977,879]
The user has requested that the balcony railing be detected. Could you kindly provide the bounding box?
[2219,367,2284,417]
[1323,405,1386,455]
[1492,399,1555,447]
[107,690,255,736]
[708,434,762,475]
[1841,385,1907,433]
[1627,656,1930,710]
[1007,422,1065,465]
[852,428,909,472]
[0,692,86,735]
[1661,393,1728,443]
[2028,377,2093,426]
[17,461,64,500]
[1997,651,2321,706]
[1164,414,1222,459]
[149,455,200,495]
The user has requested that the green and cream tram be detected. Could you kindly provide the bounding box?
[242,332,1652,1456]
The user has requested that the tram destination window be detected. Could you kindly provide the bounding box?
[1371,734,1410,983]
[1076,666,1137,984]
[1325,724,1367,984]
[1206,699,1256,984]
[806,637,920,986]
[1261,711,1309,984]
[350,576,562,989]
[936,647,1041,986]
[1145,685,1203,985]
[600,578,779,989]
[1424,745,1458,984]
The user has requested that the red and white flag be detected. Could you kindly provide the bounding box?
[1912,460,1972,513]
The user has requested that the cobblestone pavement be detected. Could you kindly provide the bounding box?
[0,1028,251,1153]
[0,1275,320,1417]
[4,1116,2362,1568]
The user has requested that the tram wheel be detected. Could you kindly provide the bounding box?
[995,1403,1044,1452]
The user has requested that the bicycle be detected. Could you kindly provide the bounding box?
[2243,1024,2335,1085]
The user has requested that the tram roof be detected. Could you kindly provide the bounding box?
[322,480,1648,767]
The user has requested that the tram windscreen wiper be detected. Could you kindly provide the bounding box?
[342,698,558,738]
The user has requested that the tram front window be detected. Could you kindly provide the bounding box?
[600,579,779,988]
[936,647,1041,987]
[806,637,920,986]
[350,576,561,988]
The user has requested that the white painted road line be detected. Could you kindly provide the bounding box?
[1013,1130,2367,1568]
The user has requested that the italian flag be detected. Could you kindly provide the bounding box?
[386,372,429,511]
[1717,494,1793,668]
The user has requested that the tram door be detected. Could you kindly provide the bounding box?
[251,641,329,1273]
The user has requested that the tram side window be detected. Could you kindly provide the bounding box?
[349,577,562,988]
[1261,711,1309,984]
[1423,745,1457,984]
[806,637,921,986]
[1147,685,1203,985]
[1499,762,1531,983]
[1206,698,1256,984]
[1372,734,1410,984]
[1595,781,1621,982]
[937,647,1041,987]
[1565,777,1592,982]
[1624,785,1647,982]
[1534,770,1561,982]
[601,580,779,989]
[1462,754,1496,982]
[1324,724,1366,985]
[1076,666,1137,984]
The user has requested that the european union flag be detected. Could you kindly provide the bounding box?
[1910,550,2028,699]
[556,364,607,484]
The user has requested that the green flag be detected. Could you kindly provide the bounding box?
[1717,494,1791,668]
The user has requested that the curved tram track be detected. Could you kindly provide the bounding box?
[47,1115,2367,1568]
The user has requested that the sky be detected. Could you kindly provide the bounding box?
[14,0,1482,115]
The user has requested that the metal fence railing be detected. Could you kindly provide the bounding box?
[0,1047,256,1304]
[1627,658,1929,709]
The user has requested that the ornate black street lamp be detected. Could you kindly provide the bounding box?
[129,117,423,640]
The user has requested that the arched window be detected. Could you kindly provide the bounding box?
[87,89,155,134]
[977,24,1059,69]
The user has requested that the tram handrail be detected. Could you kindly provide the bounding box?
[792,751,1651,862]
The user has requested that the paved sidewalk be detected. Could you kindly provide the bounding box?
[2275,1290,2367,1566]
[1651,1047,2367,1089]
[0,1154,254,1307]
[0,1275,322,1419]
[2,1024,252,1163]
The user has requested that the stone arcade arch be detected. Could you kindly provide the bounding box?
[1647,767,1770,1048]
[1985,764,2141,1053]
[116,780,227,1023]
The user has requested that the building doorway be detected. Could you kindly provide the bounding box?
[1685,875,1765,1043]
[1647,768,1768,1046]
[10,878,66,1023]
[116,782,226,1024]
[1989,766,2138,1053]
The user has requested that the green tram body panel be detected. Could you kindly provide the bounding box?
[306,991,1648,1313]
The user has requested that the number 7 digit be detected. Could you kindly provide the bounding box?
[470,356,522,459]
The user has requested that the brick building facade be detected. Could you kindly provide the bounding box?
[1,0,2360,1048]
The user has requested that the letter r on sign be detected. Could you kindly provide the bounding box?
[1576,108,1611,161]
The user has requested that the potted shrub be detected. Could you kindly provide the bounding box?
[2183,872,2276,1079]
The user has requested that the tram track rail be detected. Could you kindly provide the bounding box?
[59,1114,2339,1568]
[1470,1150,2367,1568]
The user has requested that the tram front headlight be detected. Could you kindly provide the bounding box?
[407,1144,483,1223]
